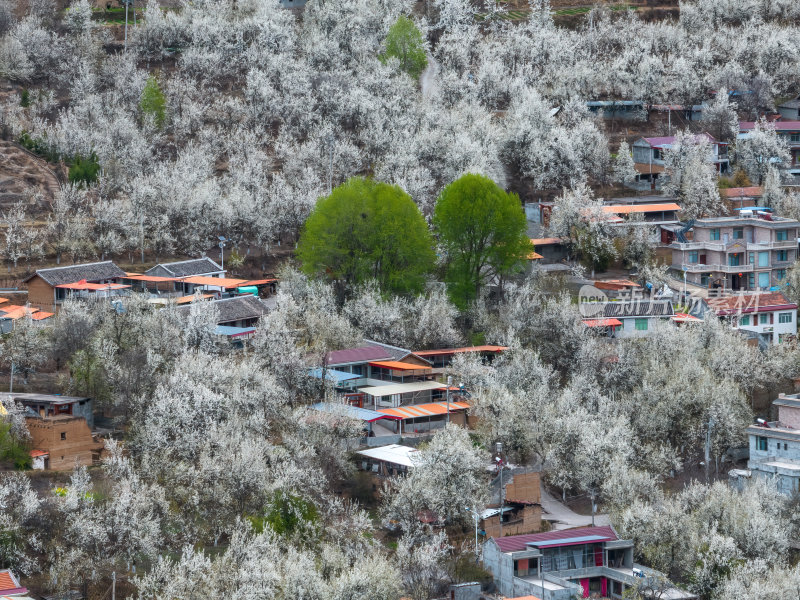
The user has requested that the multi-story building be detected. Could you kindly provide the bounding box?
[746,393,800,495]
[739,120,800,176]
[705,291,797,346]
[631,133,730,189]
[669,213,800,292]
[482,525,696,600]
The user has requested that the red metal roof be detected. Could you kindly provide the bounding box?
[124,273,180,282]
[707,292,798,316]
[326,346,392,365]
[582,318,623,328]
[530,237,562,246]
[642,133,718,147]
[414,345,509,357]
[741,121,800,131]
[493,525,618,553]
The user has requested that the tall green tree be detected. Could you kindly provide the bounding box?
[433,174,532,308]
[139,74,167,128]
[297,177,435,296]
[380,16,428,80]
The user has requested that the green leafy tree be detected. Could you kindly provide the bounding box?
[297,177,435,296]
[139,74,167,128]
[0,422,30,470]
[433,174,532,308]
[67,152,100,187]
[380,16,428,80]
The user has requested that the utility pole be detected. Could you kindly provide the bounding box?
[326,133,334,194]
[218,236,227,271]
[590,488,597,527]
[112,571,116,600]
[140,213,145,264]
[496,442,504,537]
[124,0,129,51]
[8,362,13,393]
[446,375,452,424]
[705,416,714,484]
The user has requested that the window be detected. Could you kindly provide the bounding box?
[758,251,769,267]
[653,149,661,160]
[688,251,699,264]
[777,230,789,241]
[757,436,768,451]
[780,312,793,324]
[777,250,788,262]
[749,273,755,288]
[740,315,750,326]
[759,272,770,288]
[760,313,769,325]
[728,254,741,266]
[749,252,755,265]
[733,227,744,239]
[791,133,800,143]
[777,269,787,281]
[710,228,720,241]
[700,274,710,286]
[635,318,648,331]
[60,432,66,440]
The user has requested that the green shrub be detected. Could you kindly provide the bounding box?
[19,89,29,108]
[139,75,167,128]
[68,152,101,187]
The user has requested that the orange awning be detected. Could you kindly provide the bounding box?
[31,311,54,320]
[377,401,469,419]
[181,276,249,288]
[582,318,622,328]
[527,251,544,260]
[601,203,680,214]
[174,294,214,305]
[241,279,278,286]
[369,360,432,371]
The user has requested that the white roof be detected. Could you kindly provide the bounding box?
[356,444,420,467]
[359,381,446,397]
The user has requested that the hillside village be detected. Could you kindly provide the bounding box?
[2,0,800,599]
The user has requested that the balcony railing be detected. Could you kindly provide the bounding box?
[676,263,754,273]
[671,239,796,251]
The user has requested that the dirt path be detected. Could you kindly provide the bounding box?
[541,488,610,530]
[0,140,61,209]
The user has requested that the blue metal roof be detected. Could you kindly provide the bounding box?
[311,402,400,422]
[215,325,256,337]
[307,368,360,383]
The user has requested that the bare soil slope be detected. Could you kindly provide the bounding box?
[0,140,61,208]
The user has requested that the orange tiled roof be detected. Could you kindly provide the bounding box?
[378,401,469,419]
[722,186,763,197]
[0,570,18,591]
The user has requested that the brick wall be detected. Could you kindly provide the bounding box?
[26,416,102,470]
